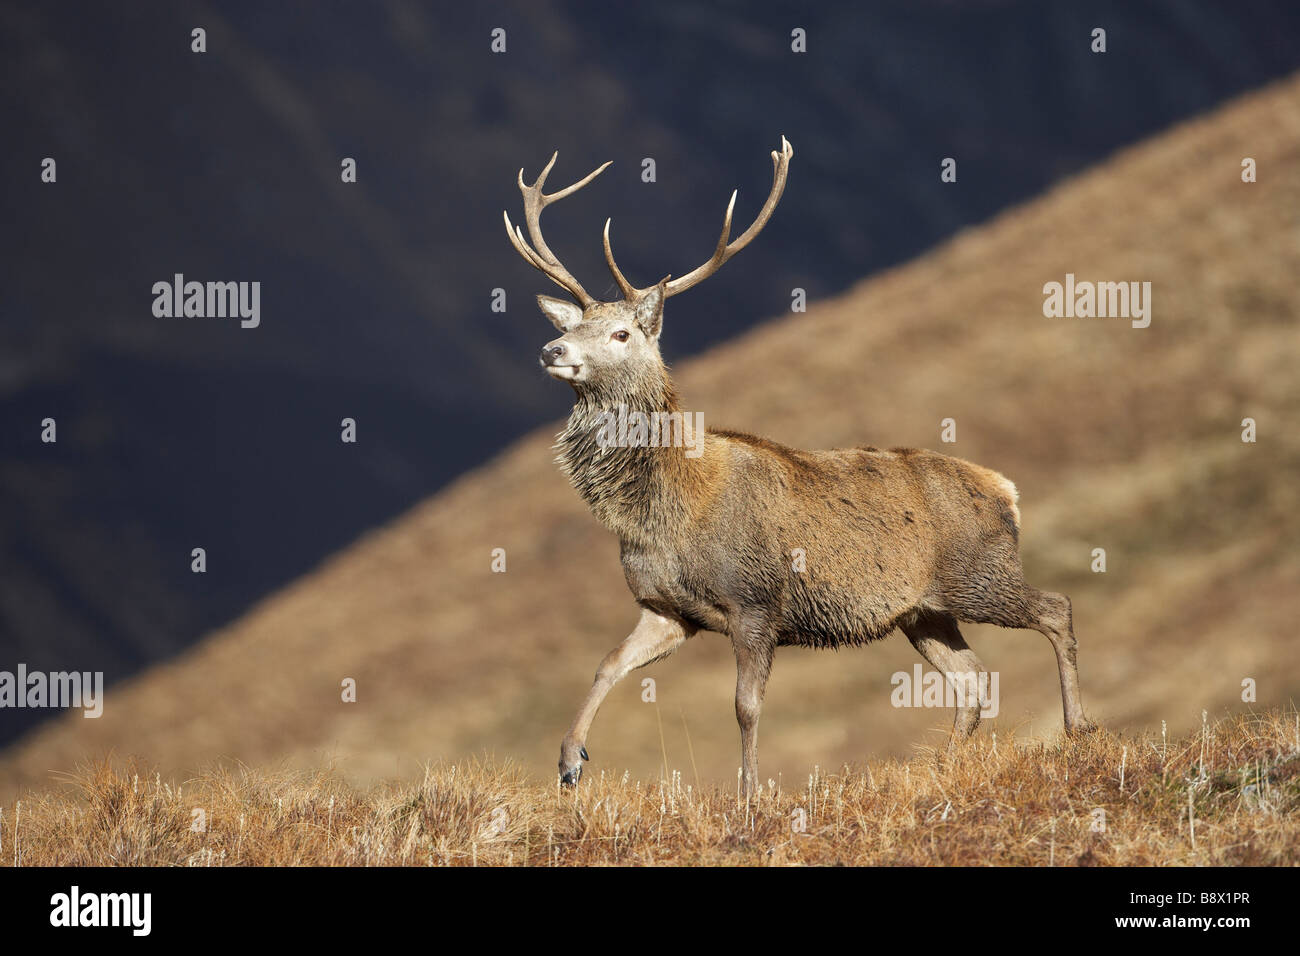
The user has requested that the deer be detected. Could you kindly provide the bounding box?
[503,136,1096,795]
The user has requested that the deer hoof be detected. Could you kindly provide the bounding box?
[1066,718,1100,737]
[559,737,588,786]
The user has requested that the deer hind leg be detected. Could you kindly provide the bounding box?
[1024,588,1095,736]
[967,581,1094,735]
[559,607,694,787]
[941,547,1095,737]
[901,610,989,754]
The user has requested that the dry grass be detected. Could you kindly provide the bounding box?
[5,710,1297,866]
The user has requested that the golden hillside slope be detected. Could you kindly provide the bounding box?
[3,75,1299,802]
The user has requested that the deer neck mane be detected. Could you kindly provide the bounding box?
[556,365,715,546]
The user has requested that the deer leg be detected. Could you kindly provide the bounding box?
[901,611,989,755]
[1025,589,1095,736]
[937,537,1098,738]
[559,607,694,786]
[733,637,775,798]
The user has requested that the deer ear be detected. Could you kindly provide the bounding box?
[634,282,666,339]
[537,295,584,333]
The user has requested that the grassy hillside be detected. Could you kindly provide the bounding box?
[2,74,1299,803]
[6,713,1297,865]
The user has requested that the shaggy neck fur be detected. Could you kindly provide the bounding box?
[555,363,718,546]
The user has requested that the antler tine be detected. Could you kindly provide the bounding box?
[505,152,613,307]
[539,159,611,205]
[602,219,636,299]
[503,213,579,297]
[517,151,559,194]
[503,210,587,303]
[662,136,794,298]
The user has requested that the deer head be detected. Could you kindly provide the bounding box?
[504,138,793,398]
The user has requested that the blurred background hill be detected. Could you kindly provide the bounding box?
[4,2,1300,750]
[2,59,1297,799]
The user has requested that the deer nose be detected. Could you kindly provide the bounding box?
[540,342,566,366]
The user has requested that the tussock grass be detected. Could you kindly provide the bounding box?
[4,710,1296,866]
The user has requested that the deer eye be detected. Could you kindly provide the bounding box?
[612,330,630,342]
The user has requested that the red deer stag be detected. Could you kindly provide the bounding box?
[504,137,1095,793]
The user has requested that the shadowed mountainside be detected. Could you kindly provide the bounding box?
[2,72,1299,801]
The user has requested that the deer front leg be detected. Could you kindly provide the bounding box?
[559,608,694,786]
[732,636,776,798]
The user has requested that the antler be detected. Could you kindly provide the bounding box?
[504,152,612,307]
[603,136,794,301]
